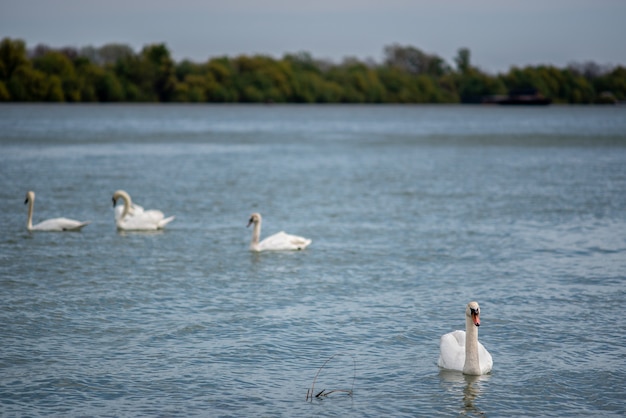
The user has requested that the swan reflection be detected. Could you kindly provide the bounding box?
[439,370,490,416]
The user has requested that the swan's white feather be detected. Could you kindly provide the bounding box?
[258,231,312,251]
[114,202,144,220]
[31,217,90,232]
[438,330,492,374]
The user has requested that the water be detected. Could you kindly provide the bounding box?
[1,104,625,416]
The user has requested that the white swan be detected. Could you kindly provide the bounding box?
[247,213,311,252]
[112,190,175,231]
[438,301,493,375]
[24,191,90,232]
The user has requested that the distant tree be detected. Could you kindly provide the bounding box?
[384,44,450,76]
[80,43,135,66]
[32,51,81,101]
[595,66,626,101]
[205,57,238,102]
[0,38,30,87]
[0,81,8,100]
[457,70,506,103]
[567,61,612,80]
[2,37,625,104]
[455,48,471,74]
[232,55,293,102]
[95,71,125,101]
[142,44,177,102]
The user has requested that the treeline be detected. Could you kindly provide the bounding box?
[0,37,624,104]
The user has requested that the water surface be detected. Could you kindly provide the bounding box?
[1,104,625,416]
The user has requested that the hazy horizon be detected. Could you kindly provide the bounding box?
[2,0,625,73]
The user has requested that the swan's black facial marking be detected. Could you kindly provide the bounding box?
[469,306,481,327]
[112,197,117,207]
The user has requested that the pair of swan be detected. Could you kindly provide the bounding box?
[112,190,175,231]
[24,191,91,232]
[247,212,312,252]
[111,194,310,248]
[23,190,175,232]
[438,301,493,375]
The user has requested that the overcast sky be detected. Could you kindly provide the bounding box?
[1,0,625,73]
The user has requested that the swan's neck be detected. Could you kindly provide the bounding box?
[463,315,481,375]
[115,191,132,221]
[250,221,261,251]
[26,196,34,231]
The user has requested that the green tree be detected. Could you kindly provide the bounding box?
[455,48,471,74]
[0,81,9,101]
[32,50,81,101]
[457,70,506,103]
[384,44,450,76]
[0,38,31,100]
[206,57,237,102]
[143,44,177,101]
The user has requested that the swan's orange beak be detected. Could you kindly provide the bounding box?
[472,311,480,327]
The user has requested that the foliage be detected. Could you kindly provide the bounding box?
[1,37,625,104]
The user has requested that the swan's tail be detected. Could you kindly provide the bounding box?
[68,221,91,231]
[158,216,175,229]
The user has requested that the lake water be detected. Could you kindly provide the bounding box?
[1,104,625,417]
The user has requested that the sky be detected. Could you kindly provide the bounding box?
[1,0,625,73]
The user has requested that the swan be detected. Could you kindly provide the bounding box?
[24,191,90,232]
[112,190,175,231]
[438,301,493,375]
[247,213,311,251]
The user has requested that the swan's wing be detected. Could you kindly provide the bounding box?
[258,231,311,251]
[287,234,312,249]
[114,203,144,220]
[438,330,466,372]
[114,205,124,220]
[142,210,174,229]
[32,217,90,231]
[477,341,493,374]
[117,210,172,231]
[117,211,159,230]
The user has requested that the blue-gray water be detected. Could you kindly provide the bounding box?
[1,104,625,417]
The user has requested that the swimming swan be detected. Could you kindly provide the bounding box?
[24,190,90,232]
[438,301,493,375]
[247,213,311,252]
[112,190,175,231]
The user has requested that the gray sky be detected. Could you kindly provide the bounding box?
[1,0,625,73]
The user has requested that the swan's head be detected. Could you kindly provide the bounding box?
[112,190,129,207]
[466,301,481,327]
[24,190,35,204]
[247,213,261,227]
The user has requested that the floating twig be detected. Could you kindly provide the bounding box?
[306,353,356,402]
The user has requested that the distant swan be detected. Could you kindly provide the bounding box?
[438,301,493,375]
[247,213,311,252]
[112,190,175,231]
[24,190,90,232]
